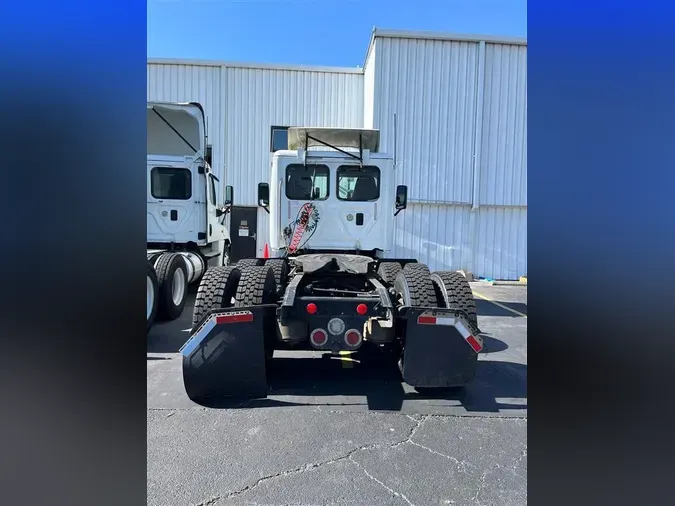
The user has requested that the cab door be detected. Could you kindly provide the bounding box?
[147,159,200,243]
[206,173,227,243]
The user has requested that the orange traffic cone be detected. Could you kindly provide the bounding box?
[263,243,270,259]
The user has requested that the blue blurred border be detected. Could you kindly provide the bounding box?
[529,1,674,504]
[1,1,147,505]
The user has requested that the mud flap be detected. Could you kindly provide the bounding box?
[398,307,484,388]
[180,304,277,401]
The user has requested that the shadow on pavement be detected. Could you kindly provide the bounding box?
[479,333,509,353]
[196,349,526,415]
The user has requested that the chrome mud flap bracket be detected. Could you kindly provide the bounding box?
[398,307,484,388]
[180,304,277,401]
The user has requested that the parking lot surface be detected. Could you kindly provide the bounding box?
[148,282,527,505]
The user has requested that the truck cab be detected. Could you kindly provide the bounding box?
[257,128,408,258]
[147,101,231,260]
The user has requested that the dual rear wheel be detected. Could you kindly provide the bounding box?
[147,252,190,333]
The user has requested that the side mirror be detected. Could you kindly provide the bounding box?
[258,182,270,214]
[395,185,408,216]
[217,185,234,218]
[224,185,234,206]
[205,145,213,167]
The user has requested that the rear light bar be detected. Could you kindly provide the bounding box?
[181,311,254,357]
[216,312,254,324]
[417,314,482,353]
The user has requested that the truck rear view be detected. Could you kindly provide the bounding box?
[180,127,482,400]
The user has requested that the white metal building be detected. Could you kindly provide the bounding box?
[147,28,527,280]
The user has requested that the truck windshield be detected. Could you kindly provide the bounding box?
[285,164,329,200]
[337,166,380,201]
[151,167,192,200]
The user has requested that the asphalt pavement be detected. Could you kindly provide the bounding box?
[147,282,527,506]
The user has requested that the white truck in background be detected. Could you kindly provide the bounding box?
[146,101,233,332]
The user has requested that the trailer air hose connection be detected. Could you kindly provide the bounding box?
[285,203,320,255]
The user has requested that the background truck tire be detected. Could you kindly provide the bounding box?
[377,261,402,285]
[264,258,289,286]
[192,266,242,328]
[236,258,264,268]
[147,260,159,333]
[155,252,189,321]
[393,267,438,308]
[431,271,479,333]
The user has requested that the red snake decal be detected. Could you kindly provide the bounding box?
[287,203,320,254]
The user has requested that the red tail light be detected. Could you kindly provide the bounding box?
[356,303,367,315]
[306,303,318,314]
[310,328,328,347]
[344,329,362,347]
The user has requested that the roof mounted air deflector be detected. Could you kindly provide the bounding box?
[288,127,380,168]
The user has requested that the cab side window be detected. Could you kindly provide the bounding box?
[208,174,217,205]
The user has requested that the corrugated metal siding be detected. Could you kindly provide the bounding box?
[371,36,527,279]
[223,67,363,255]
[393,204,472,270]
[224,67,363,204]
[363,41,376,129]
[480,43,527,206]
[474,207,527,280]
[373,37,478,204]
[147,64,226,186]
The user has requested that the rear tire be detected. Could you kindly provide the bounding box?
[234,265,278,360]
[147,261,159,333]
[192,266,242,328]
[234,265,278,307]
[236,258,264,268]
[431,271,479,333]
[393,267,438,308]
[377,261,402,285]
[155,253,189,321]
[403,262,431,276]
[264,258,290,286]
[393,265,438,377]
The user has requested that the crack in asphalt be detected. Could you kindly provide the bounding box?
[193,415,428,506]
[348,454,414,506]
[471,446,527,505]
[408,441,472,473]
[156,411,526,506]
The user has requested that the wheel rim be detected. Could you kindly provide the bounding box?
[172,268,186,306]
[147,276,154,320]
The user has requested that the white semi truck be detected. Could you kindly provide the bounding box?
[146,102,233,332]
[180,127,483,400]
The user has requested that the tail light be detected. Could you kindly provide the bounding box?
[344,329,362,347]
[310,328,328,347]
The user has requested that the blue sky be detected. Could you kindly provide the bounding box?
[148,0,527,67]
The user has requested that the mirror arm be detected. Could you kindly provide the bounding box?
[216,204,232,218]
[394,208,404,217]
